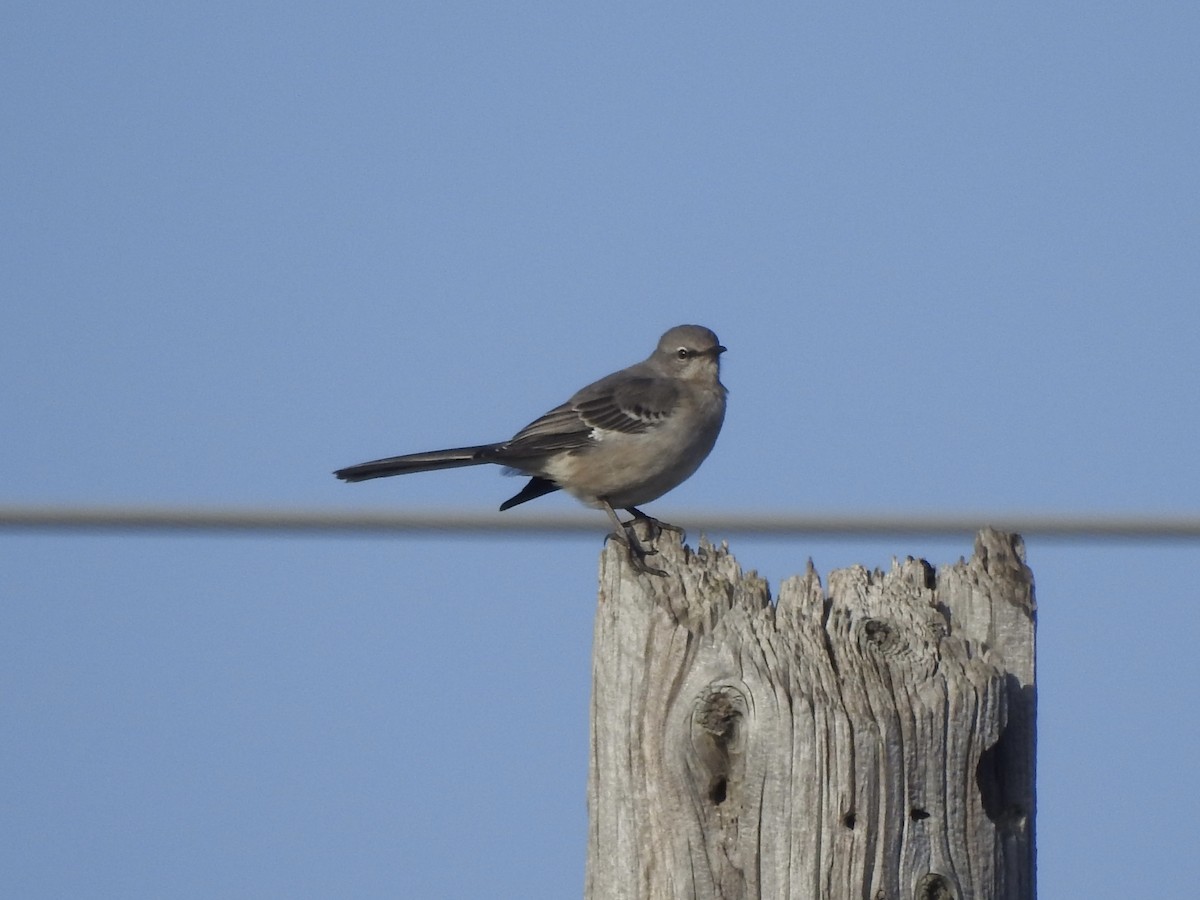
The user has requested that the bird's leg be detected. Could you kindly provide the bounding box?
[601,501,667,577]
[624,506,686,543]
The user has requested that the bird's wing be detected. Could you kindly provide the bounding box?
[499,375,680,459]
[573,375,680,434]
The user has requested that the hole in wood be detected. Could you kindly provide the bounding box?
[842,812,856,829]
[915,873,956,900]
[691,685,747,811]
[710,777,727,805]
[910,807,930,821]
[863,618,891,643]
[860,617,902,655]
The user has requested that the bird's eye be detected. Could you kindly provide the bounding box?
[676,347,689,360]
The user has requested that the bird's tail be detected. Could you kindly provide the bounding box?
[334,445,502,482]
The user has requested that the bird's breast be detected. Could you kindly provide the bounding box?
[543,391,724,509]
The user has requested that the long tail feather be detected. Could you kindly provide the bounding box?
[334,444,500,482]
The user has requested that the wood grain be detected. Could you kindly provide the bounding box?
[586,529,1034,900]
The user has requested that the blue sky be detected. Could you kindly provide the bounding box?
[3,3,1199,897]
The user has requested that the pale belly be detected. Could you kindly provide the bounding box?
[541,422,721,509]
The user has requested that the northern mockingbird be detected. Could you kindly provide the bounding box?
[334,324,727,575]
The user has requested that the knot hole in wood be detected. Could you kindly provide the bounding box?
[859,617,902,654]
[854,610,943,681]
[914,872,958,900]
[689,684,748,807]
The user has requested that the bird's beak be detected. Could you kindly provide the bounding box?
[714,345,727,355]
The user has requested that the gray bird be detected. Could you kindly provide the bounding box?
[334,324,727,575]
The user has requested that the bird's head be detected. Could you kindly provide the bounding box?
[653,324,726,381]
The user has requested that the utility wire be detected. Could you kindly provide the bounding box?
[2,504,1199,540]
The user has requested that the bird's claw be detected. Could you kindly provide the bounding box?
[606,529,668,577]
[624,510,685,544]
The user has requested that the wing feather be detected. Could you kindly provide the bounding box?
[576,376,680,433]
[496,375,681,460]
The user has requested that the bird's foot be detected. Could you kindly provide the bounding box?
[605,528,668,577]
[624,507,686,544]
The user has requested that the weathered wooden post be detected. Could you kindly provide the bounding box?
[586,528,1035,900]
